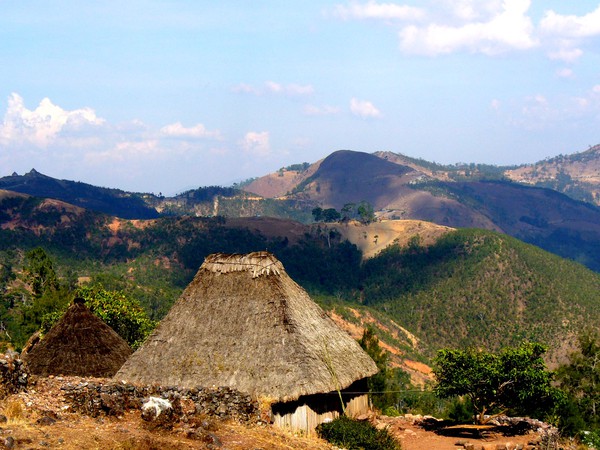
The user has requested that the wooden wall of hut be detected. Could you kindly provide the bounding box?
[271,379,371,435]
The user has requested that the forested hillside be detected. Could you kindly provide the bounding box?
[1,191,599,367]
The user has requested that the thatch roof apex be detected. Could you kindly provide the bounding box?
[200,251,282,278]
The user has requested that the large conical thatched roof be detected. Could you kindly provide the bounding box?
[116,251,377,402]
[23,298,132,377]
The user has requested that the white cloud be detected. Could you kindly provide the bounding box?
[303,104,341,116]
[0,92,105,148]
[240,131,270,156]
[350,98,382,118]
[333,1,425,21]
[556,68,574,79]
[539,6,600,63]
[160,122,221,139]
[540,6,600,38]
[547,47,583,63]
[399,0,537,55]
[0,93,236,193]
[439,0,502,21]
[233,81,314,97]
[231,83,261,95]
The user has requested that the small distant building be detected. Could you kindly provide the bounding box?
[22,298,132,377]
[116,251,378,433]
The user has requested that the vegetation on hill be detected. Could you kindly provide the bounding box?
[2,191,600,368]
[358,228,600,360]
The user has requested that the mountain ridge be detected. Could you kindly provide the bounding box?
[3,145,600,271]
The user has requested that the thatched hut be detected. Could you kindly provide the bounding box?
[116,251,378,432]
[22,298,132,377]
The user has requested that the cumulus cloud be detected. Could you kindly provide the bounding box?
[332,0,600,64]
[333,1,425,21]
[540,6,600,63]
[240,131,270,156]
[350,98,382,118]
[540,6,600,38]
[0,93,105,148]
[233,81,314,97]
[160,122,221,139]
[0,93,237,193]
[399,0,537,55]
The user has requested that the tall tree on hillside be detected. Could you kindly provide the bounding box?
[357,201,375,224]
[557,329,600,431]
[23,247,58,297]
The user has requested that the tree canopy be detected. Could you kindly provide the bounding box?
[433,342,561,423]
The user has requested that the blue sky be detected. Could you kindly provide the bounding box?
[1,1,599,194]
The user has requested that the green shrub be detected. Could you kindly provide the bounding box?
[382,406,401,417]
[316,415,401,450]
[446,397,475,423]
[582,430,600,449]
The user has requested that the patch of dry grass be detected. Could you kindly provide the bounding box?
[3,396,26,423]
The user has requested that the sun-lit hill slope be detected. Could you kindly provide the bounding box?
[319,219,453,259]
[242,160,323,198]
[505,144,600,206]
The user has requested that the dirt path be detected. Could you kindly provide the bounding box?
[379,415,541,450]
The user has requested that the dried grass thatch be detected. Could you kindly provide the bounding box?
[116,251,377,402]
[23,298,132,377]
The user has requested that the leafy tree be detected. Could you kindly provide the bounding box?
[322,208,341,222]
[341,203,356,221]
[312,207,323,222]
[23,247,59,297]
[357,201,375,224]
[359,327,388,409]
[433,342,561,423]
[74,285,156,349]
[359,327,412,412]
[557,329,600,432]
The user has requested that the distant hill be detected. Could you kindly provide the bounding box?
[0,170,313,222]
[505,144,600,206]
[0,169,160,219]
[253,150,600,271]
[4,145,600,271]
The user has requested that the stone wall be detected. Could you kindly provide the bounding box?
[0,353,29,399]
[61,380,259,423]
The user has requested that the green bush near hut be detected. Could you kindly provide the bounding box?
[316,415,401,450]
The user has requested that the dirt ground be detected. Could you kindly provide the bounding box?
[0,376,547,450]
[380,415,542,450]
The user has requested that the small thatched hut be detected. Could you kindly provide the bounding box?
[116,251,378,432]
[22,298,132,377]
